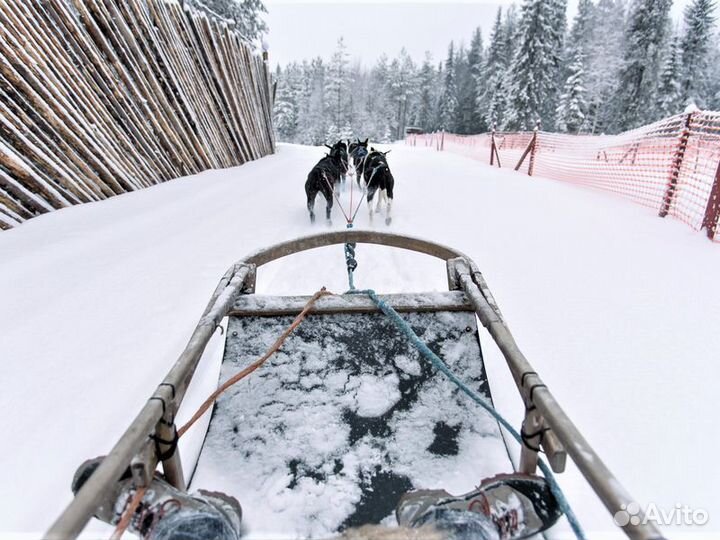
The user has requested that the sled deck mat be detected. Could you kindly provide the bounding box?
[190,291,514,538]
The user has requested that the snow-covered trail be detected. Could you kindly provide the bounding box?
[1,143,718,539]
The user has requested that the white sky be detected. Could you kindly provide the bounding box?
[264,0,690,69]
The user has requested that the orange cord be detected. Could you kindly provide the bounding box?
[178,287,332,438]
[108,288,331,540]
[109,486,147,540]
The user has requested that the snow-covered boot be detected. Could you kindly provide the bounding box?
[72,457,242,540]
[395,473,562,540]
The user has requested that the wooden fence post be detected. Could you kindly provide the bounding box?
[528,121,540,176]
[701,156,720,240]
[440,129,445,151]
[514,121,540,175]
[490,123,501,167]
[660,112,694,218]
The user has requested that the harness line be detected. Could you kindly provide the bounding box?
[322,173,351,223]
[341,249,585,539]
[346,287,586,539]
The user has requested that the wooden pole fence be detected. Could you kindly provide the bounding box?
[0,0,275,230]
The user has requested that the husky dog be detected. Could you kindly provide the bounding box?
[362,148,394,225]
[348,138,369,188]
[305,141,349,224]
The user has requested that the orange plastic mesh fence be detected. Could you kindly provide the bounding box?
[406,111,720,242]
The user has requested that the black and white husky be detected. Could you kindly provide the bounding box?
[362,148,394,225]
[348,138,369,187]
[305,141,349,224]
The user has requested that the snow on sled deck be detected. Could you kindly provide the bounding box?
[47,231,664,540]
[192,293,512,538]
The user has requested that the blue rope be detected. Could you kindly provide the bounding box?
[344,223,357,290]
[347,287,587,540]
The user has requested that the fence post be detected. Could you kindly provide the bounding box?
[514,121,540,175]
[490,124,495,165]
[701,157,720,240]
[528,121,540,176]
[659,112,694,218]
[440,130,445,151]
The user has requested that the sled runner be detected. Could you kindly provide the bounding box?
[47,231,663,540]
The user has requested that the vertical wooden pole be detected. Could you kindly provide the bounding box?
[528,121,540,176]
[490,123,496,166]
[701,155,720,240]
[514,122,539,174]
[660,112,694,218]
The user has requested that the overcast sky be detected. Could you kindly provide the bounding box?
[264,0,690,69]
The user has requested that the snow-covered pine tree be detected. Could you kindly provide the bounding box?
[415,53,438,132]
[478,9,507,129]
[387,49,418,139]
[272,65,298,141]
[498,2,521,126]
[657,36,683,117]
[186,0,267,43]
[612,0,672,131]
[438,41,459,131]
[368,54,394,141]
[454,44,473,133]
[501,5,520,70]
[556,51,588,133]
[325,123,340,144]
[466,28,486,133]
[706,33,720,109]
[503,0,565,130]
[325,38,351,134]
[584,0,625,133]
[567,0,595,56]
[300,57,327,145]
[433,61,445,130]
[562,0,595,85]
[678,0,717,108]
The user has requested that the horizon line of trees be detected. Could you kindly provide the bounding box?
[272,0,720,144]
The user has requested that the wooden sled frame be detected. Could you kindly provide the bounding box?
[47,230,662,540]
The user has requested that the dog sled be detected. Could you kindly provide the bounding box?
[47,231,663,540]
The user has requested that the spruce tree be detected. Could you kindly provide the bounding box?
[273,65,299,141]
[387,49,417,139]
[302,57,327,145]
[438,41,459,131]
[369,55,394,140]
[454,44,472,133]
[567,0,595,56]
[325,38,351,134]
[563,0,595,84]
[678,0,717,107]
[415,53,438,132]
[466,28,486,133]
[657,36,683,117]
[186,0,267,43]
[585,0,625,133]
[478,9,505,129]
[706,33,720,109]
[556,52,588,133]
[504,0,565,130]
[612,0,672,131]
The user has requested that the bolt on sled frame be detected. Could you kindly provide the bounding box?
[47,231,663,540]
